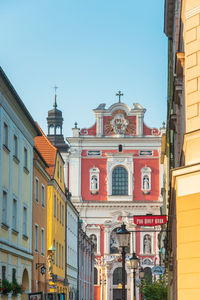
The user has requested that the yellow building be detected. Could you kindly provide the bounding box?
[165,0,200,299]
[35,124,68,297]
[0,67,41,300]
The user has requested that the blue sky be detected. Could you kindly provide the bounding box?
[0,0,167,136]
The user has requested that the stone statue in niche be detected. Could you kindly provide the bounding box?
[143,176,150,190]
[110,227,130,254]
[91,176,98,190]
[90,234,97,253]
[144,235,151,254]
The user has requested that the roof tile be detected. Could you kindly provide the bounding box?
[34,122,57,178]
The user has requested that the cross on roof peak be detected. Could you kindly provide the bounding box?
[116,90,124,103]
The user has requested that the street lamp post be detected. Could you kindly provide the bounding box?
[116,223,130,300]
[130,253,139,300]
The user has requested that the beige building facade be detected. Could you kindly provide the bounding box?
[164,0,200,299]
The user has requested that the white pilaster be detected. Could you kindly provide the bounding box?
[69,147,82,202]
[136,114,144,136]
[104,227,110,255]
[96,113,103,137]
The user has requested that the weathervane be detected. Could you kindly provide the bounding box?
[53,85,58,108]
[116,90,124,103]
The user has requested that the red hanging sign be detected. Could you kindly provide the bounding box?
[133,215,167,226]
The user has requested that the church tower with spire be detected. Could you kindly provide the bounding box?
[47,87,69,152]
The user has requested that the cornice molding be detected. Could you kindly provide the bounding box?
[73,200,162,209]
[186,5,200,19]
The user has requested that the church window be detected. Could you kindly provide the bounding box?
[143,234,152,254]
[90,234,97,253]
[112,166,128,195]
[94,267,98,285]
[113,267,127,285]
[118,144,123,152]
[89,167,100,194]
[141,166,151,193]
[56,125,61,134]
[49,124,54,135]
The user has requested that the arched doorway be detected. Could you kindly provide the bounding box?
[112,267,127,300]
[21,268,29,300]
[144,267,152,282]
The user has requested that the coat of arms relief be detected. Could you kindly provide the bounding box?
[110,113,129,134]
[105,110,135,135]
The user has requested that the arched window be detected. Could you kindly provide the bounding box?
[143,234,152,254]
[90,234,97,253]
[110,227,130,254]
[49,124,54,135]
[94,267,98,285]
[118,144,123,152]
[112,166,128,195]
[56,125,61,134]
[113,267,127,285]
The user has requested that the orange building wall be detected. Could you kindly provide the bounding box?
[32,153,49,293]
[94,285,101,300]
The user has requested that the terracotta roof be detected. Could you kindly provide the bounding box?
[34,122,57,178]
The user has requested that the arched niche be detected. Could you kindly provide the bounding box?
[110,227,130,254]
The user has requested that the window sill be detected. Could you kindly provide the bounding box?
[12,228,19,235]
[23,167,29,174]
[22,234,29,241]
[140,253,155,257]
[13,155,20,164]
[3,144,10,154]
[107,195,132,201]
[90,190,99,195]
[1,222,9,230]
[142,190,151,195]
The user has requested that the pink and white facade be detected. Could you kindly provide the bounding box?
[66,101,164,300]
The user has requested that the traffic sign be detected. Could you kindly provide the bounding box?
[152,266,165,275]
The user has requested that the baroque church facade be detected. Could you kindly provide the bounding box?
[63,97,164,300]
